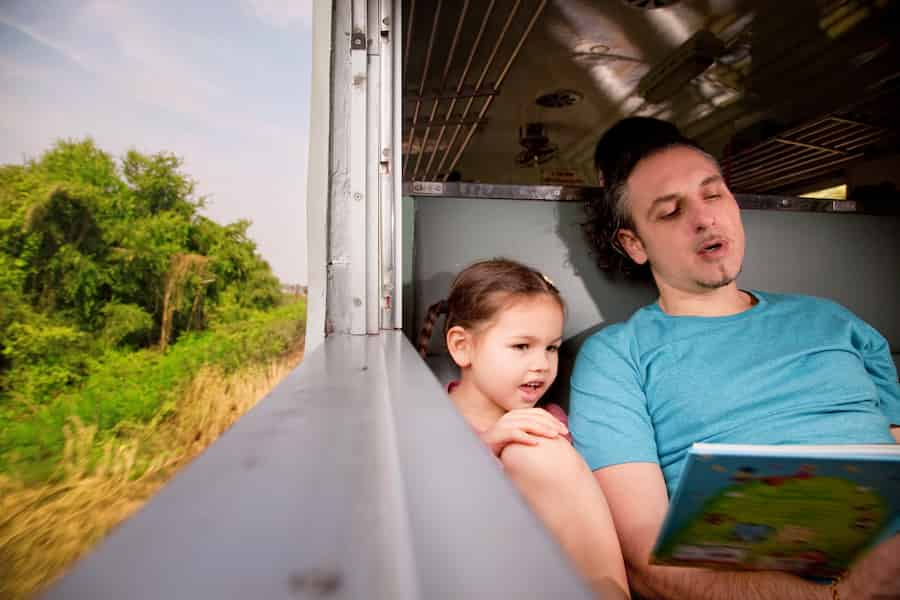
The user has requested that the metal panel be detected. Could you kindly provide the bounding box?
[393,0,404,330]
[403,181,898,215]
[367,22,382,334]
[44,333,594,600]
[327,0,356,335]
[380,0,398,330]
[404,181,601,202]
[350,2,369,334]
[305,0,334,353]
[735,195,857,213]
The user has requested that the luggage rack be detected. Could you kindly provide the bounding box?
[404,181,900,215]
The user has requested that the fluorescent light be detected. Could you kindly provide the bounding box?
[637,30,725,104]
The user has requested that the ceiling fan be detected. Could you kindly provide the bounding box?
[515,122,559,167]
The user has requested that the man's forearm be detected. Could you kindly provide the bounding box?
[631,530,900,600]
[629,563,829,600]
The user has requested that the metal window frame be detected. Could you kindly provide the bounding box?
[304,0,333,352]
[312,0,402,340]
[44,334,594,600]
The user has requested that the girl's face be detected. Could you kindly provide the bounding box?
[461,294,564,412]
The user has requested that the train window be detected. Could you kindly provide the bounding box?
[801,184,848,200]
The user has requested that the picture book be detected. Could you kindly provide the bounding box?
[650,443,900,578]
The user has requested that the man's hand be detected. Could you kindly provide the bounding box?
[479,408,568,457]
[840,533,900,599]
[594,462,836,600]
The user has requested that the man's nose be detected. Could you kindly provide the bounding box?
[691,200,716,232]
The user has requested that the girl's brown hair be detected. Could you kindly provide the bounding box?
[416,258,564,358]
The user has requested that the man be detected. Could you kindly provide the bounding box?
[569,117,900,600]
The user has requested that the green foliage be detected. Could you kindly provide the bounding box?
[0,138,278,339]
[0,298,306,482]
[34,139,123,194]
[0,138,304,482]
[121,149,198,217]
[1,320,94,402]
[0,136,284,343]
[100,303,154,348]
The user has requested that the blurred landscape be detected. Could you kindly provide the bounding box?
[0,139,307,599]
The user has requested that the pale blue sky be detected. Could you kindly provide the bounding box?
[1,0,312,284]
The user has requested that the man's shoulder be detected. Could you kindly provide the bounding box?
[579,304,659,354]
[754,290,856,317]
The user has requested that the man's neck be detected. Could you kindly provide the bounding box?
[656,282,754,317]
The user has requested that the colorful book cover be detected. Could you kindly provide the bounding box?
[650,443,900,578]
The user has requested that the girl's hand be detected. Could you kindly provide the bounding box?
[479,408,569,457]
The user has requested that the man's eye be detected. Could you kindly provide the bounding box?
[705,194,721,201]
[659,207,680,220]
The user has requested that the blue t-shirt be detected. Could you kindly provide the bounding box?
[569,291,900,498]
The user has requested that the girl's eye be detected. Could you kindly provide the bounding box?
[705,193,721,201]
[547,345,559,353]
[513,343,529,351]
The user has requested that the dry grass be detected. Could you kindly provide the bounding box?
[0,346,304,600]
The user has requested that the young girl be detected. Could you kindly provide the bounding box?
[417,258,629,599]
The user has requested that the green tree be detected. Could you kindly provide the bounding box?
[0,137,284,402]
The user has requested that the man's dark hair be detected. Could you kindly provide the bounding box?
[584,117,705,278]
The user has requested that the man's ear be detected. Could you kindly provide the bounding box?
[617,228,648,265]
[446,326,473,368]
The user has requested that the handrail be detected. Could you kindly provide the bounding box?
[43,332,594,599]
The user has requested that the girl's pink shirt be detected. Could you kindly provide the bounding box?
[446,381,573,444]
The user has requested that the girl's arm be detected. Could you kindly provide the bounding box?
[478,408,568,456]
[501,437,630,599]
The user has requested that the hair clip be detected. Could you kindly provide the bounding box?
[540,273,557,289]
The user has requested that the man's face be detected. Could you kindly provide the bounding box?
[617,145,745,295]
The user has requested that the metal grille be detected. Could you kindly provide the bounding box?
[722,118,891,193]
[402,0,549,181]
[722,79,900,195]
